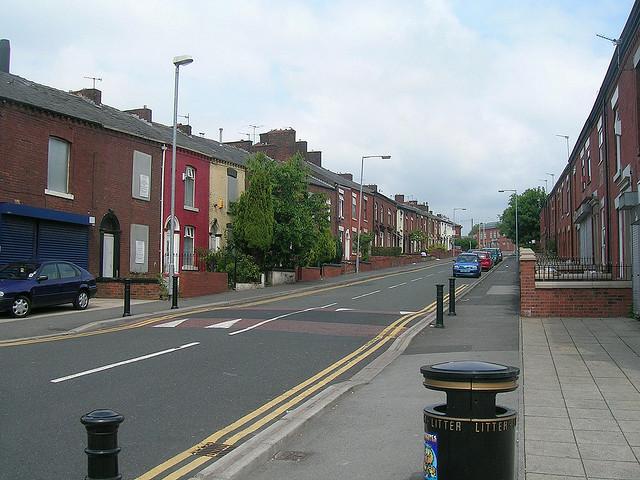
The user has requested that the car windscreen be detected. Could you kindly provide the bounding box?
[0,263,39,280]
[457,255,478,263]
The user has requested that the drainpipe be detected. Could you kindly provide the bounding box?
[160,144,167,273]
[603,99,611,264]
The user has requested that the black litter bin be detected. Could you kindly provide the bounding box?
[420,361,520,480]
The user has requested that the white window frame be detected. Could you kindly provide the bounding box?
[183,225,195,269]
[46,137,73,198]
[339,193,344,219]
[184,166,196,210]
[614,106,622,174]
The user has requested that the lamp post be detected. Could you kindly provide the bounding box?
[538,178,548,194]
[452,207,466,252]
[556,134,570,159]
[499,189,518,260]
[168,55,193,308]
[356,154,391,273]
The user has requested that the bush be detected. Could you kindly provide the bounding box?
[371,246,402,257]
[202,248,262,284]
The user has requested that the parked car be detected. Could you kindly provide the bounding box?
[470,250,493,271]
[484,247,501,264]
[0,261,97,318]
[453,253,481,278]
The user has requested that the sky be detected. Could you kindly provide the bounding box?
[2,0,635,234]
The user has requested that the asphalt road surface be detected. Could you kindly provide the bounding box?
[0,259,507,479]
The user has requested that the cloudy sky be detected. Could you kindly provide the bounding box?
[3,0,634,233]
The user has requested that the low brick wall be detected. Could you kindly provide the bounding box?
[297,267,322,282]
[179,271,228,298]
[342,262,356,274]
[322,264,342,278]
[96,278,161,300]
[519,248,632,317]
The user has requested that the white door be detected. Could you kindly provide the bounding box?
[345,231,351,260]
[102,233,114,278]
[164,231,180,273]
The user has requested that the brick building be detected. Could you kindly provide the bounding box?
[477,221,516,253]
[539,0,640,275]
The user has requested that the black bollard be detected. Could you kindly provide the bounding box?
[171,274,179,309]
[435,284,444,328]
[122,279,131,317]
[81,409,124,480]
[448,277,456,316]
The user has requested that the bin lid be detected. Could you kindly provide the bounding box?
[421,361,519,392]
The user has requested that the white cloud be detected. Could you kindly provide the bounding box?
[2,0,633,230]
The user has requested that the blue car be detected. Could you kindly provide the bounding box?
[452,253,481,278]
[0,261,97,318]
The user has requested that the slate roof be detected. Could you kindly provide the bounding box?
[0,71,250,168]
[305,161,373,194]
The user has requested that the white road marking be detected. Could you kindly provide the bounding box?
[351,290,381,300]
[50,342,200,383]
[153,319,188,328]
[320,303,338,308]
[400,311,417,315]
[229,307,317,336]
[426,274,434,277]
[411,277,423,282]
[389,282,407,289]
[206,318,242,329]
[335,308,354,312]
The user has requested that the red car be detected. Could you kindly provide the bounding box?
[471,250,493,271]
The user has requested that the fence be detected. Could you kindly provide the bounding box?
[535,256,631,281]
[164,252,213,273]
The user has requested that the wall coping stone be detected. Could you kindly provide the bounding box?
[535,281,632,289]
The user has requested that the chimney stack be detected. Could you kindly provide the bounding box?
[219,128,223,143]
[124,106,152,122]
[71,88,102,105]
[338,173,353,181]
[0,39,10,73]
[177,123,192,136]
[394,194,405,203]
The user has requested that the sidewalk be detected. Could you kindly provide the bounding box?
[200,258,640,480]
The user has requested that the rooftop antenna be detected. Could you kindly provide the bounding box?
[596,33,620,66]
[198,132,205,137]
[248,124,264,144]
[178,113,190,125]
[239,132,251,141]
[83,76,102,89]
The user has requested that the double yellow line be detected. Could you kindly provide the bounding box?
[137,284,468,480]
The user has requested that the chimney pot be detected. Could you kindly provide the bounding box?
[0,39,10,74]
[71,88,102,105]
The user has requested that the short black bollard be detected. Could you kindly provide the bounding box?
[171,274,179,309]
[81,409,124,480]
[122,279,131,317]
[434,284,444,328]
[421,361,520,480]
[448,277,456,316]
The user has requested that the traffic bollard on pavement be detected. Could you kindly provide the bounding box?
[420,361,520,480]
[171,274,179,309]
[434,284,444,328]
[122,279,131,317]
[81,409,125,480]
[448,277,456,316]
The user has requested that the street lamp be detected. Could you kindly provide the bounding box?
[452,207,466,252]
[555,134,570,159]
[546,172,555,190]
[169,54,193,309]
[356,154,391,273]
[538,179,548,194]
[498,189,518,260]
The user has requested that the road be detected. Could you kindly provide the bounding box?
[0,258,504,479]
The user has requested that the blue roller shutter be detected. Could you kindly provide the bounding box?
[0,215,36,264]
[36,220,89,269]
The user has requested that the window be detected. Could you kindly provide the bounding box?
[39,263,60,280]
[47,137,70,195]
[614,106,622,173]
[184,166,195,208]
[227,168,238,209]
[132,150,152,201]
[374,203,378,222]
[598,117,604,165]
[585,138,591,182]
[388,209,391,226]
[338,193,344,219]
[58,263,79,278]
[352,194,357,219]
[183,226,195,267]
[363,197,368,222]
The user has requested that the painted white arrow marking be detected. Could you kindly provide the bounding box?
[153,319,188,328]
[335,308,354,312]
[206,318,242,329]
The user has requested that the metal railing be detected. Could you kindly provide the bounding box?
[164,252,214,272]
[535,256,631,281]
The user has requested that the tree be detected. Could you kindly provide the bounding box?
[229,153,274,266]
[499,187,547,247]
[454,236,477,251]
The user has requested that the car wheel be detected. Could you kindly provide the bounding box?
[11,295,31,318]
[74,290,90,310]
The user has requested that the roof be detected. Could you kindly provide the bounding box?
[0,71,250,169]
[305,161,373,194]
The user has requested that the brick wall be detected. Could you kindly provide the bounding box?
[297,266,321,282]
[96,280,160,300]
[322,264,342,278]
[519,248,632,317]
[179,271,228,298]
